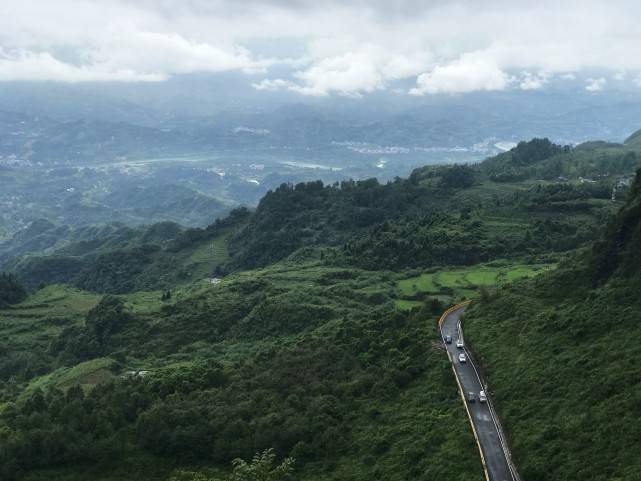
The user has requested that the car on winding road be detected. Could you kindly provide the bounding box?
[479,390,487,403]
[456,338,464,348]
[445,335,452,344]
[458,352,467,363]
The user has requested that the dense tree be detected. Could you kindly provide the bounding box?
[86,295,131,342]
[438,164,476,189]
[0,282,446,480]
[0,272,26,307]
[590,168,641,284]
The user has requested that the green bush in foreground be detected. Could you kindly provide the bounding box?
[172,449,294,481]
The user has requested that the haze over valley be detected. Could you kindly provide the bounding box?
[3,85,641,241]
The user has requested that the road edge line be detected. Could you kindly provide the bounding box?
[438,301,490,481]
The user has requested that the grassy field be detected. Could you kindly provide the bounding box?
[19,357,116,401]
[184,230,232,278]
[396,262,554,310]
[0,285,100,352]
[11,284,100,316]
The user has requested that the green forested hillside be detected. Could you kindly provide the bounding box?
[0,262,483,481]
[480,137,640,182]
[1,134,641,481]
[229,150,624,272]
[5,137,638,294]
[0,220,182,271]
[464,169,641,481]
[228,138,641,272]
[6,209,249,292]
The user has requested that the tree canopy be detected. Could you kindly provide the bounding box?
[0,273,26,307]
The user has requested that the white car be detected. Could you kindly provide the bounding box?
[456,339,464,349]
[458,353,467,363]
[479,390,487,403]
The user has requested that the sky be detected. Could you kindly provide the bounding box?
[0,0,640,97]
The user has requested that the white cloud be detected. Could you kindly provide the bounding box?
[251,78,297,91]
[254,44,432,96]
[559,73,576,80]
[0,2,277,82]
[290,50,385,96]
[94,30,260,75]
[0,0,640,96]
[0,26,274,82]
[585,77,606,91]
[0,49,166,82]
[518,71,550,90]
[409,54,509,95]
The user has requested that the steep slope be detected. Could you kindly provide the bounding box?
[464,169,641,481]
[624,128,641,147]
[590,170,641,283]
[8,210,248,292]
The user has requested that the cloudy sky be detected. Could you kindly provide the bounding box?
[1,0,639,96]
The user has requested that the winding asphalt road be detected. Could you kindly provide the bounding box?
[439,303,520,481]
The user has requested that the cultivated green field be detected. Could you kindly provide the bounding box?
[396,262,554,310]
[0,285,99,351]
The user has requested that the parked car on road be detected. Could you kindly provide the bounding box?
[445,335,452,344]
[458,353,467,363]
[479,390,487,403]
[456,339,464,348]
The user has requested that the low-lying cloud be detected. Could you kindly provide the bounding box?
[1,1,639,95]
[409,54,509,95]
[586,77,607,92]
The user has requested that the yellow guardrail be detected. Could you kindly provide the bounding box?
[437,300,472,329]
[437,300,490,481]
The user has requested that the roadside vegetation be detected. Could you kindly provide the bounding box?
[464,168,641,481]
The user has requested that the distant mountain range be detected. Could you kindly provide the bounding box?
[2,80,641,166]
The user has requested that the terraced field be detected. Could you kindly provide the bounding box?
[396,262,554,310]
